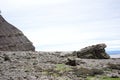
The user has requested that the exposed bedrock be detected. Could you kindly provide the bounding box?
[75,43,110,59]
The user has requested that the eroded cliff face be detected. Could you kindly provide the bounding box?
[0,15,35,51]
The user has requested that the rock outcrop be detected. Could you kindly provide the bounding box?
[0,15,35,51]
[76,43,110,59]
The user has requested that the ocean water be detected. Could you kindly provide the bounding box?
[107,51,120,58]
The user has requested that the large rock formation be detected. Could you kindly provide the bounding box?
[0,15,35,51]
[76,43,110,59]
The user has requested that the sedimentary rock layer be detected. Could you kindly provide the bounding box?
[0,15,35,51]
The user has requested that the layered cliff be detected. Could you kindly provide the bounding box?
[0,15,35,51]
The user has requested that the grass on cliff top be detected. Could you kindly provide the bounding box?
[87,76,120,80]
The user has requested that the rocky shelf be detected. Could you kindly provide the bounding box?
[0,51,120,80]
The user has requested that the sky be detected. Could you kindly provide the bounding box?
[0,0,120,51]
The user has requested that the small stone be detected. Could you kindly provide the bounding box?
[26,76,36,80]
[118,71,120,74]
[66,58,77,66]
[111,74,119,78]
[3,54,11,61]
[9,77,14,80]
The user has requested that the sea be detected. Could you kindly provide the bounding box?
[107,50,120,58]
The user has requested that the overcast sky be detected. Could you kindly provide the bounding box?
[0,0,120,51]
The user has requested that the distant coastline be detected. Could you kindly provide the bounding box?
[107,50,120,58]
[107,50,120,54]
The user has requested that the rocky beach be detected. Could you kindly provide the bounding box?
[0,50,120,80]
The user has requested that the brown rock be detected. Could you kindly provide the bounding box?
[0,15,35,51]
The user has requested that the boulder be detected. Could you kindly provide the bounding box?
[65,58,77,66]
[76,43,110,59]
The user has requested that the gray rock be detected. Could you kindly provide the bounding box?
[110,74,119,78]
[118,71,120,74]
[66,58,77,66]
[75,43,110,59]
[0,51,119,80]
[3,54,11,61]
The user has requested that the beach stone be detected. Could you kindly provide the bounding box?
[110,74,119,78]
[66,58,77,66]
[118,71,120,74]
[3,54,11,61]
[76,43,110,59]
